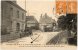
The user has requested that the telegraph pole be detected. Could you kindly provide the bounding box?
[25,0,27,30]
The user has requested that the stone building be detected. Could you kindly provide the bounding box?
[1,1,26,42]
[26,16,39,30]
[39,13,56,32]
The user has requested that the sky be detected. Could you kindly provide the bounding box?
[17,0,57,22]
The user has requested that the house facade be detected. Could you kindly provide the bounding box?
[26,16,39,30]
[1,1,26,42]
[39,13,56,32]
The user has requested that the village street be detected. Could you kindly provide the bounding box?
[1,30,76,50]
[1,30,59,45]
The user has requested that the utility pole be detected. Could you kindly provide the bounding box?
[53,7,58,19]
[25,0,27,30]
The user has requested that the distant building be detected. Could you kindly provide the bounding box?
[1,1,26,42]
[39,13,56,32]
[26,16,39,30]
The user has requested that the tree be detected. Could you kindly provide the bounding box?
[57,14,77,31]
[57,14,77,45]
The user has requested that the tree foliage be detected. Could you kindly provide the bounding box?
[57,14,77,31]
[57,14,77,45]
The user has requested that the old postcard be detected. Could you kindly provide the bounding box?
[0,0,77,50]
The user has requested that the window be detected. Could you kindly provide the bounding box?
[22,13,24,20]
[10,8,13,31]
[22,24,24,30]
[11,21,12,30]
[17,11,19,18]
[10,8,13,17]
[16,23,20,32]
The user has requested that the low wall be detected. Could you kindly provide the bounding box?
[1,32,20,42]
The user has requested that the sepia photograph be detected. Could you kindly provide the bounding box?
[0,0,77,50]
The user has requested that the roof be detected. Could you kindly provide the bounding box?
[26,16,38,23]
[39,14,56,24]
[6,1,26,12]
